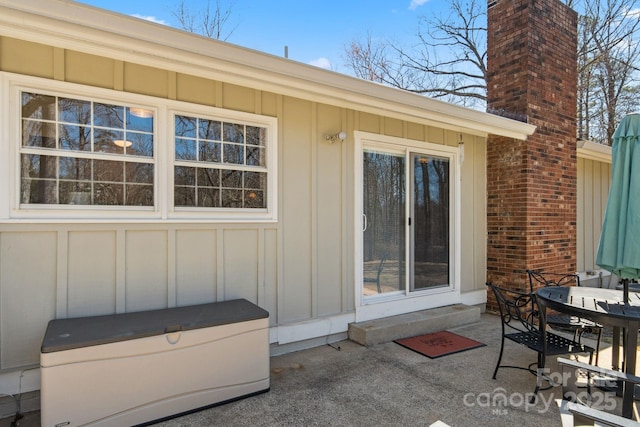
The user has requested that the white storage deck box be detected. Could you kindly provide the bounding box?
[40,299,269,426]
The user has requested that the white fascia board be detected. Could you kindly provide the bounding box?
[0,0,536,140]
[577,139,612,163]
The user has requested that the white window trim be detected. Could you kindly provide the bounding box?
[1,72,278,222]
[353,131,461,322]
[167,107,277,221]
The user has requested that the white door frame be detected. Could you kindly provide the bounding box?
[354,131,462,322]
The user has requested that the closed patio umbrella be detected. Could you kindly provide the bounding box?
[596,112,640,302]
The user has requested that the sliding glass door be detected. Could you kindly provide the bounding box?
[411,153,450,291]
[362,149,406,296]
[362,146,451,298]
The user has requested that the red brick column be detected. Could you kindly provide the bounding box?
[486,0,578,307]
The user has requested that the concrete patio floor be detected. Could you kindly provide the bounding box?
[2,312,635,427]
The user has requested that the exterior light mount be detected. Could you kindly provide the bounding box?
[325,131,346,144]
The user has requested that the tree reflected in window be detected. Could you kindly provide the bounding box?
[19,91,155,206]
[173,114,267,209]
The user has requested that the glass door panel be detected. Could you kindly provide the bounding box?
[411,154,450,291]
[362,149,406,296]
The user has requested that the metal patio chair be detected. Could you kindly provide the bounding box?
[527,270,603,365]
[487,282,595,402]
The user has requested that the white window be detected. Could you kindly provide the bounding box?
[2,73,277,221]
[173,114,268,210]
[20,91,155,207]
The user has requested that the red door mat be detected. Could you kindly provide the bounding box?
[394,331,485,359]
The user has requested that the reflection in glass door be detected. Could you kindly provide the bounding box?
[362,149,406,296]
[411,154,450,290]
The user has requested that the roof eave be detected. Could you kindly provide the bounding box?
[577,139,612,163]
[0,0,536,140]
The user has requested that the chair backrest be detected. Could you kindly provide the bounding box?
[486,281,539,334]
[527,270,580,293]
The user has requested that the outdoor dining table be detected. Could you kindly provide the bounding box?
[535,286,640,419]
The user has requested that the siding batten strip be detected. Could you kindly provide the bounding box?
[311,102,318,318]
[340,108,348,312]
[276,94,285,333]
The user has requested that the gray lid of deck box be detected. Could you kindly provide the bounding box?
[41,299,269,353]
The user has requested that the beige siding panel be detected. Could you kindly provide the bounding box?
[53,48,64,81]
[344,110,356,312]
[357,112,380,134]
[577,158,585,272]
[123,63,169,98]
[595,161,610,253]
[584,159,595,271]
[588,159,599,272]
[600,162,611,224]
[427,127,445,145]
[602,163,612,199]
[584,160,596,270]
[472,138,487,290]
[222,83,255,113]
[406,122,426,142]
[0,37,53,78]
[261,91,279,117]
[222,229,258,303]
[263,228,278,326]
[175,229,217,306]
[476,140,488,289]
[0,232,57,369]
[444,130,460,148]
[114,60,124,91]
[176,73,216,107]
[281,97,312,322]
[67,231,117,317]
[384,117,403,138]
[460,139,475,291]
[577,158,611,272]
[125,230,168,311]
[316,104,343,316]
[65,50,115,89]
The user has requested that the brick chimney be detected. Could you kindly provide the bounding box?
[486,0,578,301]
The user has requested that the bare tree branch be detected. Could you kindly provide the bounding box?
[343,33,390,83]
[172,0,238,41]
[343,0,487,109]
[343,0,639,142]
[578,0,640,144]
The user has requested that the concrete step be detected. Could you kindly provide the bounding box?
[348,304,481,346]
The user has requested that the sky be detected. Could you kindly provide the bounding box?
[76,0,449,74]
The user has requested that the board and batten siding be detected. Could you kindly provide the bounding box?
[0,225,279,369]
[577,156,612,273]
[0,36,487,374]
